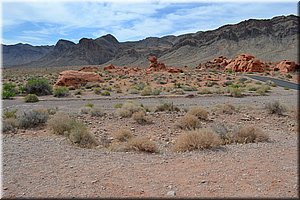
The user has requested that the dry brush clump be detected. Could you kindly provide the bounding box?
[132,110,151,124]
[18,108,49,129]
[212,104,236,115]
[113,129,134,142]
[125,137,158,153]
[155,102,180,112]
[117,101,145,118]
[173,128,222,152]
[187,106,208,120]
[48,113,98,148]
[232,125,269,144]
[265,101,287,116]
[175,114,200,130]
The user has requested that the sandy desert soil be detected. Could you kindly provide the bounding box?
[2,86,298,198]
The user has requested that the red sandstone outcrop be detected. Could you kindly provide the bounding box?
[196,56,230,71]
[224,54,267,72]
[273,60,296,73]
[54,70,103,88]
[78,66,99,72]
[147,56,183,73]
[104,64,116,71]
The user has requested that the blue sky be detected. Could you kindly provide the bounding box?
[1,0,298,46]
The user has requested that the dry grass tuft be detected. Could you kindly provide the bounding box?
[187,106,208,120]
[132,110,150,124]
[173,128,222,152]
[113,129,134,142]
[125,137,158,153]
[265,101,287,115]
[47,112,74,135]
[176,114,200,130]
[117,101,145,118]
[232,125,268,144]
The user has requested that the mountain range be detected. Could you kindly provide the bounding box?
[2,14,298,68]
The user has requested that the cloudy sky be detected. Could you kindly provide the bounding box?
[2,0,298,46]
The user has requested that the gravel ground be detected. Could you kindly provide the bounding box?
[1,88,299,198]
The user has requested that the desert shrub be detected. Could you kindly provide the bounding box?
[47,107,58,115]
[47,112,74,135]
[152,88,161,95]
[67,121,98,148]
[155,102,180,112]
[3,109,17,119]
[85,103,94,108]
[284,87,290,90]
[2,118,18,133]
[176,114,200,130]
[198,88,212,94]
[141,86,153,96]
[125,137,158,153]
[173,129,222,152]
[128,88,139,94]
[101,90,110,96]
[117,101,144,118]
[113,103,123,109]
[25,77,52,96]
[256,85,271,95]
[74,89,82,95]
[286,74,292,79]
[2,82,17,99]
[213,104,236,114]
[132,110,149,124]
[113,129,133,142]
[90,107,105,117]
[187,107,208,120]
[93,87,102,95]
[229,87,243,97]
[53,86,69,97]
[170,89,185,95]
[265,101,287,115]
[24,94,39,103]
[132,82,146,90]
[182,85,197,91]
[80,107,92,114]
[255,81,262,85]
[18,108,49,129]
[232,125,269,144]
[210,122,230,143]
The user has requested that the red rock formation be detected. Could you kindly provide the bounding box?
[147,56,182,73]
[148,56,157,63]
[273,60,296,73]
[197,56,230,71]
[78,66,99,72]
[104,64,116,71]
[168,68,183,73]
[224,54,267,72]
[55,70,103,88]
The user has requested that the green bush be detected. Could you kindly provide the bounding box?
[18,108,49,129]
[53,86,69,97]
[3,109,18,119]
[93,87,102,95]
[2,82,17,99]
[141,86,153,96]
[24,94,39,103]
[25,77,52,96]
[198,88,212,94]
[101,90,110,96]
[229,87,243,97]
[152,88,161,95]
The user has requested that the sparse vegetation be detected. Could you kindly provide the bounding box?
[232,125,269,144]
[125,137,158,153]
[25,77,52,96]
[187,106,208,120]
[265,101,287,115]
[176,114,200,130]
[117,101,145,118]
[2,118,18,133]
[229,87,243,97]
[3,109,18,119]
[24,94,39,103]
[113,129,134,142]
[173,129,222,152]
[132,110,149,124]
[2,82,17,99]
[90,107,105,117]
[48,112,74,135]
[155,102,180,112]
[53,86,69,97]
[18,108,49,129]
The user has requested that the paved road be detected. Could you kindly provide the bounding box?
[245,75,299,90]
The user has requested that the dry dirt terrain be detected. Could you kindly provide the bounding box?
[1,65,299,198]
[2,88,299,198]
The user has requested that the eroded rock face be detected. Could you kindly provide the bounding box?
[197,56,230,71]
[147,56,183,73]
[104,64,116,71]
[274,60,296,73]
[224,54,267,72]
[79,66,99,72]
[55,70,103,88]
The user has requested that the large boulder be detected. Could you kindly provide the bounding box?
[274,60,296,73]
[224,54,267,72]
[55,70,103,88]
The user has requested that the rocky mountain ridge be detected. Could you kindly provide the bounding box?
[2,14,298,68]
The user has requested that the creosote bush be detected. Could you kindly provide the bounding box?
[173,128,222,152]
[2,82,17,99]
[25,77,52,96]
[265,101,287,115]
[24,94,39,103]
[176,114,200,130]
[53,86,69,97]
[187,106,208,120]
[18,108,49,129]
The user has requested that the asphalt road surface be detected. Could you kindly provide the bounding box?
[245,75,299,90]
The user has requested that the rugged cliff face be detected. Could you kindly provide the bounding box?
[3,15,298,68]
